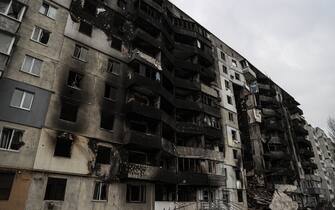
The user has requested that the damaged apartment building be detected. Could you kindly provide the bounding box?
[0,0,321,210]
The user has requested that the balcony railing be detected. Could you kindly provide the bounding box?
[0,13,21,34]
[176,146,223,161]
[242,65,257,81]
[176,122,203,134]
[131,49,162,70]
[125,101,161,120]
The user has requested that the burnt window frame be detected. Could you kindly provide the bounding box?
[0,171,15,200]
[39,1,57,19]
[231,59,238,68]
[107,59,121,75]
[59,102,79,122]
[93,181,108,201]
[53,136,73,158]
[110,36,122,51]
[126,184,146,203]
[235,72,240,81]
[44,177,67,201]
[104,83,117,101]
[227,95,233,105]
[100,112,114,131]
[67,71,83,90]
[78,21,93,37]
[73,44,88,62]
[95,146,111,164]
[0,127,24,151]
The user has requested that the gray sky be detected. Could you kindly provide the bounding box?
[170,0,335,131]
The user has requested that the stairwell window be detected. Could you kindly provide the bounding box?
[73,45,88,62]
[0,127,23,151]
[10,89,34,111]
[21,55,43,76]
[93,182,108,201]
[127,184,146,203]
[31,26,50,45]
[39,2,57,19]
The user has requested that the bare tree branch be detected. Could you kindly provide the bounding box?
[328,117,335,140]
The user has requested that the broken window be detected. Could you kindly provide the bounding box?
[222,65,227,74]
[100,112,114,131]
[220,51,226,61]
[0,32,15,55]
[235,72,240,81]
[54,136,73,158]
[39,2,57,19]
[0,172,14,200]
[79,21,93,37]
[83,0,96,16]
[73,45,88,62]
[227,95,232,105]
[0,0,25,21]
[10,89,34,110]
[237,190,243,202]
[21,55,43,76]
[0,127,23,151]
[44,177,67,201]
[225,80,230,89]
[126,184,146,203]
[67,71,83,89]
[107,59,121,75]
[96,146,111,164]
[59,102,78,122]
[104,83,117,101]
[232,130,237,141]
[93,182,107,201]
[31,26,50,45]
[233,149,238,159]
[111,36,122,51]
[229,112,234,122]
[129,151,147,165]
[232,59,238,68]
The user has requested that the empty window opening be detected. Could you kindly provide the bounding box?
[39,2,57,19]
[237,190,243,202]
[59,102,78,122]
[233,149,238,159]
[107,59,120,75]
[227,95,233,105]
[54,136,73,158]
[221,65,227,74]
[0,127,23,151]
[96,146,111,164]
[83,0,96,16]
[100,112,114,131]
[73,45,88,62]
[21,55,43,76]
[0,172,14,200]
[44,177,67,201]
[79,21,93,36]
[229,112,234,122]
[111,36,122,51]
[67,71,83,89]
[93,182,107,201]
[220,51,225,60]
[129,151,147,165]
[235,73,240,81]
[10,89,34,110]
[232,130,237,141]
[232,59,238,68]
[126,184,146,203]
[104,84,117,101]
[31,26,50,45]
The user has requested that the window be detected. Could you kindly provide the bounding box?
[196,40,201,49]
[232,130,237,141]
[31,26,50,45]
[54,136,72,158]
[235,169,241,180]
[0,128,23,151]
[96,146,111,164]
[21,55,43,76]
[67,71,83,89]
[111,36,122,51]
[104,84,117,101]
[100,112,114,131]
[39,2,57,19]
[107,59,120,75]
[237,190,243,202]
[225,80,230,89]
[0,0,25,21]
[233,149,238,159]
[0,172,14,200]
[79,21,93,36]
[222,65,227,74]
[232,59,238,68]
[220,51,225,60]
[59,102,78,122]
[227,95,232,105]
[127,184,146,203]
[235,73,240,81]
[44,177,67,201]
[228,112,234,122]
[93,182,108,201]
[73,45,88,62]
[10,89,34,110]
[0,32,15,55]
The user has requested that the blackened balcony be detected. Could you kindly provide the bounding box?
[175,99,201,112]
[133,28,161,50]
[202,104,220,118]
[263,120,283,131]
[161,138,177,156]
[259,95,279,107]
[0,53,9,74]
[130,49,162,71]
[126,73,161,93]
[296,136,312,147]
[262,108,282,119]
[258,83,271,90]
[177,146,223,161]
[292,122,308,135]
[200,67,216,83]
[125,101,161,120]
[204,126,222,139]
[288,105,304,115]
[176,122,203,135]
[178,172,225,186]
[175,78,200,91]
[124,130,161,150]
[121,163,177,184]
[133,0,162,30]
[242,65,257,81]
[0,13,21,34]
[302,161,318,170]
[264,151,288,160]
[299,149,314,158]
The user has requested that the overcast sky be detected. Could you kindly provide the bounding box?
[170,0,335,131]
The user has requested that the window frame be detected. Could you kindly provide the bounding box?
[227,95,233,105]
[126,184,146,203]
[0,0,26,21]
[10,89,34,111]
[0,127,24,152]
[20,55,43,76]
[231,59,238,68]
[39,1,57,19]
[0,171,15,200]
[93,181,108,201]
[44,177,67,201]
[0,32,15,55]
[73,44,88,62]
[31,26,50,45]
[107,59,120,75]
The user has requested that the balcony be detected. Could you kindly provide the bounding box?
[204,126,222,139]
[301,161,317,170]
[175,77,200,91]
[126,73,161,92]
[133,2,162,30]
[130,49,162,70]
[0,13,21,34]
[264,151,288,160]
[133,28,161,49]
[161,138,177,156]
[175,99,201,112]
[299,149,314,158]
[296,137,312,147]
[259,95,279,106]
[178,172,225,186]
[175,59,201,74]
[305,175,321,182]
[176,122,203,135]
[121,163,177,184]
[125,101,161,120]
[124,130,161,150]
[0,53,9,73]
[263,120,283,131]
[262,108,280,118]
[202,104,220,118]
[176,146,223,161]
[199,67,216,83]
[293,122,308,135]
[242,66,257,81]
